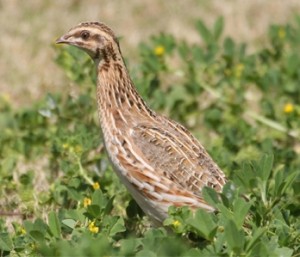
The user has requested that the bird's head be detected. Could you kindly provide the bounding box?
[56,22,121,62]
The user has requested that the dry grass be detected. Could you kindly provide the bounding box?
[1,0,300,107]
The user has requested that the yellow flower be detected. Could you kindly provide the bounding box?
[88,221,99,234]
[74,145,83,154]
[62,143,69,149]
[172,220,181,228]
[154,45,165,56]
[20,227,26,235]
[92,182,100,190]
[278,28,286,39]
[83,197,92,207]
[284,103,294,114]
[234,63,245,78]
[30,242,37,250]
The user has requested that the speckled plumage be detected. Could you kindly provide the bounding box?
[56,22,226,224]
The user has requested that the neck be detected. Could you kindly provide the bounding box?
[95,49,155,127]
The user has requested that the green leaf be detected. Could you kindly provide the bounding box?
[104,196,115,215]
[234,162,256,190]
[23,220,34,233]
[280,170,298,195]
[259,154,274,181]
[216,203,233,220]
[245,227,266,252]
[213,16,224,41]
[64,209,85,223]
[221,181,237,205]
[0,233,13,251]
[232,197,252,228]
[48,211,61,238]
[120,238,142,256]
[87,204,101,218]
[196,20,212,44]
[257,154,274,205]
[185,248,203,256]
[68,188,86,201]
[92,189,107,209]
[109,217,126,237]
[214,231,227,253]
[225,220,245,254]
[62,219,76,229]
[274,247,293,257]
[187,209,217,241]
[136,250,157,257]
[274,168,284,196]
[202,186,220,208]
[29,230,45,242]
[33,218,48,233]
[224,37,235,56]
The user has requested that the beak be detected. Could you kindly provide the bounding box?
[55,35,69,44]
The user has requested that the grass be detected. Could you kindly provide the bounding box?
[1,3,300,257]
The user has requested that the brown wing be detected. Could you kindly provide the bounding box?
[130,116,226,196]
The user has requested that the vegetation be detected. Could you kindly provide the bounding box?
[0,17,299,256]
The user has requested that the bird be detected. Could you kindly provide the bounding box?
[56,22,226,225]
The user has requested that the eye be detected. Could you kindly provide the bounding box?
[80,30,90,40]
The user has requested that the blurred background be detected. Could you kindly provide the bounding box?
[1,0,300,107]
